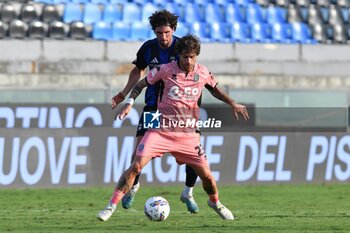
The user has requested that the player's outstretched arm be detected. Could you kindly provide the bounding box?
[111,66,146,109]
[206,84,249,120]
[115,78,148,120]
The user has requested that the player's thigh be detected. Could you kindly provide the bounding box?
[172,139,209,168]
[136,131,173,158]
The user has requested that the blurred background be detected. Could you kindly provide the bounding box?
[1,0,350,187]
[1,0,350,123]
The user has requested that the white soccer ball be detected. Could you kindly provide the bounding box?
[144,196,170,221]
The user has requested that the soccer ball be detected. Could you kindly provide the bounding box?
[144,196,170,221]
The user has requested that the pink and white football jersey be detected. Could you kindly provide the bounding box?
[146,61,218,131]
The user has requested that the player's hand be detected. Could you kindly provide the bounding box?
[115,103,132,120]
[232,103,249,120]
[111,92,126,109]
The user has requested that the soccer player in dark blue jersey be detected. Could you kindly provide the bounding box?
[109,10,199,214]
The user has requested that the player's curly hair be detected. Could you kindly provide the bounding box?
[149,10,178,31]
[174,35,201,56]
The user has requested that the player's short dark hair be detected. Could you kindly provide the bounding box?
[149,10,178,31]
[175,35,201,56]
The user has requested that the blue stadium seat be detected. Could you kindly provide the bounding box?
[205,3,224,23]
[225,3,245,23]
[174,21,189,37]
[92,21,112,40]
[103,4,122,23]
[194,0,208,6]
[122,3,141,23]
[63,3,83,23]
[132,0,149,6]
[112,21,130,40]
[267,6,287,24]
[33,0,53,3]
[298,6,309,23]
[250,22,271,43]
[153,0,166,6]
[213,0,228,6]
[271,23,294,43]
[210,22,231,42]
[339,6,350,24]
[130,21,151,41]
[90,0,109,4]
[319,6,330,24]
[230,22,251,43]
[173,0,187,6]
[141,3,159,23]
[109,0,127,3]
[71,0,90,3]
[235,0,255,6]
[246,3,266,24]
[184,3,203,23]
[291,22,317,44]
[52,0,70,3]
[162,2,184,18]
[189,22,210,42]
[83,3,102,24]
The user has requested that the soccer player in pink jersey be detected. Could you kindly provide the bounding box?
[96,35,249,221]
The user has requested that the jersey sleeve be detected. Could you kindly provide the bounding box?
[205,70,218,88]
[132,43,148,70]
[146,65,165,85]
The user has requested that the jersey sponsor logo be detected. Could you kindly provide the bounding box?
[168,86,199,100]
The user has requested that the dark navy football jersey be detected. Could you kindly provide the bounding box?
[132,36,179,107]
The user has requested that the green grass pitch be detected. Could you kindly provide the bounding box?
[0,184,349,233]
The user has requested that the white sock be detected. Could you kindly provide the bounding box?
[132,182,140,191]
[183,186,193,197]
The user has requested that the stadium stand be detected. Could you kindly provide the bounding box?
[69,20,89,39]
[130,21,151,40]
[20,3,39,23]
[83,3,102,24]
[41,4,60,23]
[102,4,122,23]
[63,3,83,23]
[1,3,19,23]
[9,19,28,38]
[122,2,141,23]
[2,0,350,43]
[92,20,112,40]
[0,20,8,38]
[48,20,68,39]
[112,20,129,40]
[28,20,48,39]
